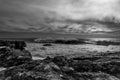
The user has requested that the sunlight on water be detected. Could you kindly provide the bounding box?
[89,38,120,42]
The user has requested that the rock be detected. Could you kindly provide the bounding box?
[0,48,32,67]
[52,56,69,67]
[61,66,74,73]
[0,40,26,51]
[73,72,120,80]
[69,58,120,78]
[2,62,120,80]
[43,44,52,46]
[0,56,120,80]
[3,60,63,80]
[69,60,95,72]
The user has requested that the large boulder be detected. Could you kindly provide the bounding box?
[0,47,32,67]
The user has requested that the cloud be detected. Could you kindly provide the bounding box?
[0,0,120,36]
[27,0,120,34]
[48,21,113,34]
[30,0,120,20]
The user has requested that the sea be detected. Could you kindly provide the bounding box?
[0,32,120,42]
[89,38,120,42]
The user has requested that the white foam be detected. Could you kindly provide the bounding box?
[32,56,45,60]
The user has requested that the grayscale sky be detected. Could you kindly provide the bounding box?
[0,0,120,37]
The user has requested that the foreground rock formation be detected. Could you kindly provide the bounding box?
[0,41,120,80]
[0,47,32,67]
[0,51,120,80]
[1,58,120,80]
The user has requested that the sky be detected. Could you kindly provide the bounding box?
[0,0,120,37]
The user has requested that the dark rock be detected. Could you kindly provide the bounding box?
[52,56,69,67]
[3,60,63,80]
[43,44,52,46]
[0,40,26,51]
[74,72,120,80]
[0,51,120,80]
[69,58,120,78]
[0,48,32,67]
[69,60,95,72]
[1,61,119,80]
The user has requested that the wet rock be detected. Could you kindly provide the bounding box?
[61,66,74,74]
[3,60,63,80]
[43,44,52,46]
[0,40,26,51]
[3,65,120,80]
[74,72,120,80]
[99,61,120,78]
[0,53,120,80]
[69,60,96,72]
[69,58,120,78]
[52,56,69,67]
[0,55,120,80]
[0,48,32,67]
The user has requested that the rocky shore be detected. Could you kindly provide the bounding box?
[0,41,120,80]
[0,47,120,80]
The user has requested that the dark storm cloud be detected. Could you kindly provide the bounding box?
[23,0,120,33]
[0,0,50,31]
[0,0,120,35]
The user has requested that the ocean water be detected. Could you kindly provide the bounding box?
[0,32,120,42]
[89,38,120,42]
